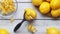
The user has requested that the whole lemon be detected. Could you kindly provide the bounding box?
[32,0,43,6]
[47,28,60,34]
[51,9,60,17]
[0,29,9,34]
[25,8,37,20]
[39,2,50,14]
[50,0,60,10]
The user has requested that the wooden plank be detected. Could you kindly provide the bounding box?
[0,20,60,34]
[15,32,46,34]
[15,20,60,33]
[13,3,60,19]
[0,3,59,19]
[17,0,31,2]
[0,0,59,34]
[0,20,24,34]
[16,20,60,33]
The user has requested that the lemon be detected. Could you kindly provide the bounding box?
[0,4,3,10]
[50,0,60,10]
[58,9,60,14]
[0,29,9,34]
[28,24,36,32]
[31,26,36,32]
[2,8,8,15]
[25,8,37,20]
[28,24,32,31]
[47,27,60,34]
[32,0,43,6]
[10,18,14,22]
[51,9,60,17]
[39,2,50,14]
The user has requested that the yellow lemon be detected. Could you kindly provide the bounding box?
[50,0,60,10]
[32,0,43,6]
[58,9,60,14]
[31,26,36,32]
[28,24,32,31]
[2,8,8,15]
[0,4,3,10]
[0,29,9,34]
[47,27,60,34]
[10,18,14,22]
[28,24,36,32]
[25,8,37,20]
[51,9,60,17]
[39,2,50,14]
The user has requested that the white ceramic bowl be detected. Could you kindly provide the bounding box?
[0,0,18,18]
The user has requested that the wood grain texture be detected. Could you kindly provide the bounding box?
[17,0,31,2]
[0,20,60,34]
[0,0,60,34]
[0,1,59,19]
[12,3,60,19]
[0,3,59,19]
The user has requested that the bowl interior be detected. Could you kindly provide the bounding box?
[0,0,18,18]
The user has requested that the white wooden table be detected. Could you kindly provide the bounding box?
[0,0,60,34]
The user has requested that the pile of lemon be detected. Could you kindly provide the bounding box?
[32,0,60,18]
[0,0,15,15]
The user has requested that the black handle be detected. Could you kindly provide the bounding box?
[14,20,25,32]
